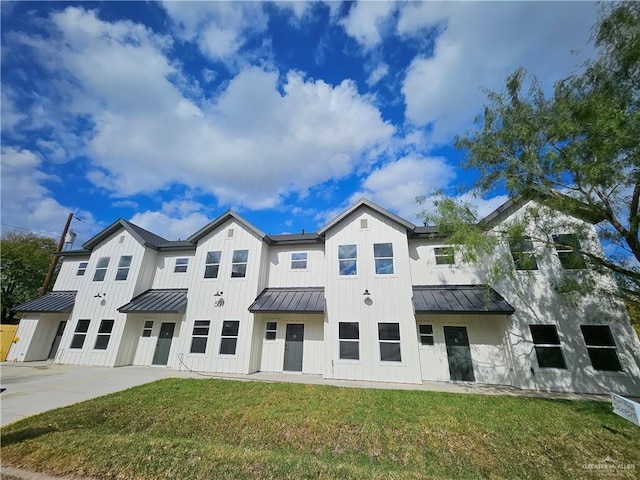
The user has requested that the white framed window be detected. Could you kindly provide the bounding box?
[529,325,566,369]
[231,250,248,278]
[93,257,110,281]
[374,243,394,274]
[142,320,153,338]
[553,234,586,269]
[220,320,240,354]
[76,262,88,276]
[510,238,538,270]
[204,251,221,278]
[174,258,189,273]
[580,325,622,372]
[265,321,277,340]
[338,244,357,276]
[378,323,401,362]
[434,247,455,265]
[190,320,210,354]
[291,252,308,270]
[94,319,114,350]
[418,324,434,345]
[70,319,90,349]
[339,322,360,360]
[115,255,132,281]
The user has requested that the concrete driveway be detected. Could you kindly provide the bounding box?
[1,362,194,427]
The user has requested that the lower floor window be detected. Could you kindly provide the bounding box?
[418,324,434,345]
[580,325,623,371]
[339,322,359,360]
[94,319,114,350]
[529,324,566,369]
[142,320,153,337]
[220,320,240,355]
[265,321,277,340]
[378,323,401,362]
[70,319,91,349]
[190,320,210,354]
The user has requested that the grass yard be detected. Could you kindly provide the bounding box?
[1,379,639,479]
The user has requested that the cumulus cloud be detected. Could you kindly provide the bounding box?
[129,199,212,240]
[339,1,397,50]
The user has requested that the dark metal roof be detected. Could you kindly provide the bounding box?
[83,219,170,250]
[413,285,514,315]
[249,287,325,313]
[119,289,188,314]
[14,291,77,313]
[267,233,323,245]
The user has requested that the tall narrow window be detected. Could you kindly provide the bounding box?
[220,320,240,354]
[142,320,153,338]
[204,251,221,278]
[291,252,308,270]
[374,243,394,274]
[529,325,566,369]
[418,324,435,345]
[580,325,622,371]
[115,255,132,281]
[434,247,455,265]
[553,234,586,269]
[339,322,360,360]
[510,238,538,270]
[338,244,357,276]
[190,320,210,354]
[70,319,91,349]
[231,250,248,278]
[94,319,114,349]
[93,257,110,281]
[378,323,402,362]
[174,258,189,273]
[265,321,277,340]
[76,262,88,276]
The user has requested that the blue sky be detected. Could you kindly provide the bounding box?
[1,1,600,246]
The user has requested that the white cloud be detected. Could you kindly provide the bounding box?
[399,2,598,144]
[367,62,389,86]
[129,207,210,241]
[339,1,397,50]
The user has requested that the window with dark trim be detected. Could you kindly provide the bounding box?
[378,323,401,362]
[94,319,114,349]
[553,234,587,269]
[70,319,91,349]
[529,325,566,369]
[265,321,277,340]
[419,324,435,345]
[142,320,153,337]
[174,258,189,273]
[339,322,360,360]
[231,250,248,278]
[510,238,538,270]
[190,320,210,354]
[374,243,394,274]
[93,257,110,281]
[580,325,623,371]
[77,262,88,276]
[204,251,221,278]
[338,244,357,276]
[220,320,240,354]
[434,247,455,265]
[115,255,132,281]
[291,252,308,270]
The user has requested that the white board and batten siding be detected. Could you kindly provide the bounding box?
[53,256,91,291]
[151,252,195,289]
[265,245,325,288]
[7,313,68,362]
[130,313,184,366]
[324,207,422,384]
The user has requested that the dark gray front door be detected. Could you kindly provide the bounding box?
[48,321,67,359]
[152,322,175,366]
[444,326,475,382]
[283,324,304,372]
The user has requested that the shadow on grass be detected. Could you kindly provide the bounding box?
[1,425,58,446]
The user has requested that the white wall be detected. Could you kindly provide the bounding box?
[151,252,195,289]
[266,245,325,287]
[8,314,68,362]
[53,256,91,291]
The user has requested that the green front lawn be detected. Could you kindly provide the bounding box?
[1,379,638,479]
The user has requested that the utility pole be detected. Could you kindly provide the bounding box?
[39,212,74,296]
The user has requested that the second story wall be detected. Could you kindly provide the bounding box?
[266,244,325,287]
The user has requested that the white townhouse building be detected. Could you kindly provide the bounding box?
[9,198,640,395]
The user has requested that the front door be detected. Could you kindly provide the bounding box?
[48,321,67,359]
[283,324,304,372]
[152,322,175,366]
[444,326,475,382]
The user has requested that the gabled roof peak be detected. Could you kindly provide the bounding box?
[187,210,266,244]
[318,197,415,235]
[82,218,169,250]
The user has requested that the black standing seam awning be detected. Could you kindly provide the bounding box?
[249,287,325,313]
[13,291,77,313]
[118,289,188,314]
[412,285,515,315]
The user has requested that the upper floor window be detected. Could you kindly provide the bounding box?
[115,255,132,281]
[580,325,622,372]
[374,243,394,274]
[553,234,586,269]
[204,251,221,278]
[76,262,88,276]
[434,247,455,265]
[291,252,308,270]
[174,258,189,273]
[510,238,538,270]
[231,250,248,278]
[529,325,566,369]
[93,257,110,281]
[338,244,357,276]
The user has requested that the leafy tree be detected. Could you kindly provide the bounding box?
[417,3,640,303]
[1,232,57,323]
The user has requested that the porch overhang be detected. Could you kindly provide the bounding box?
[13,291,77,313]
[249,287,325,314]
[412,285,515,315]
[118,289,188,314]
